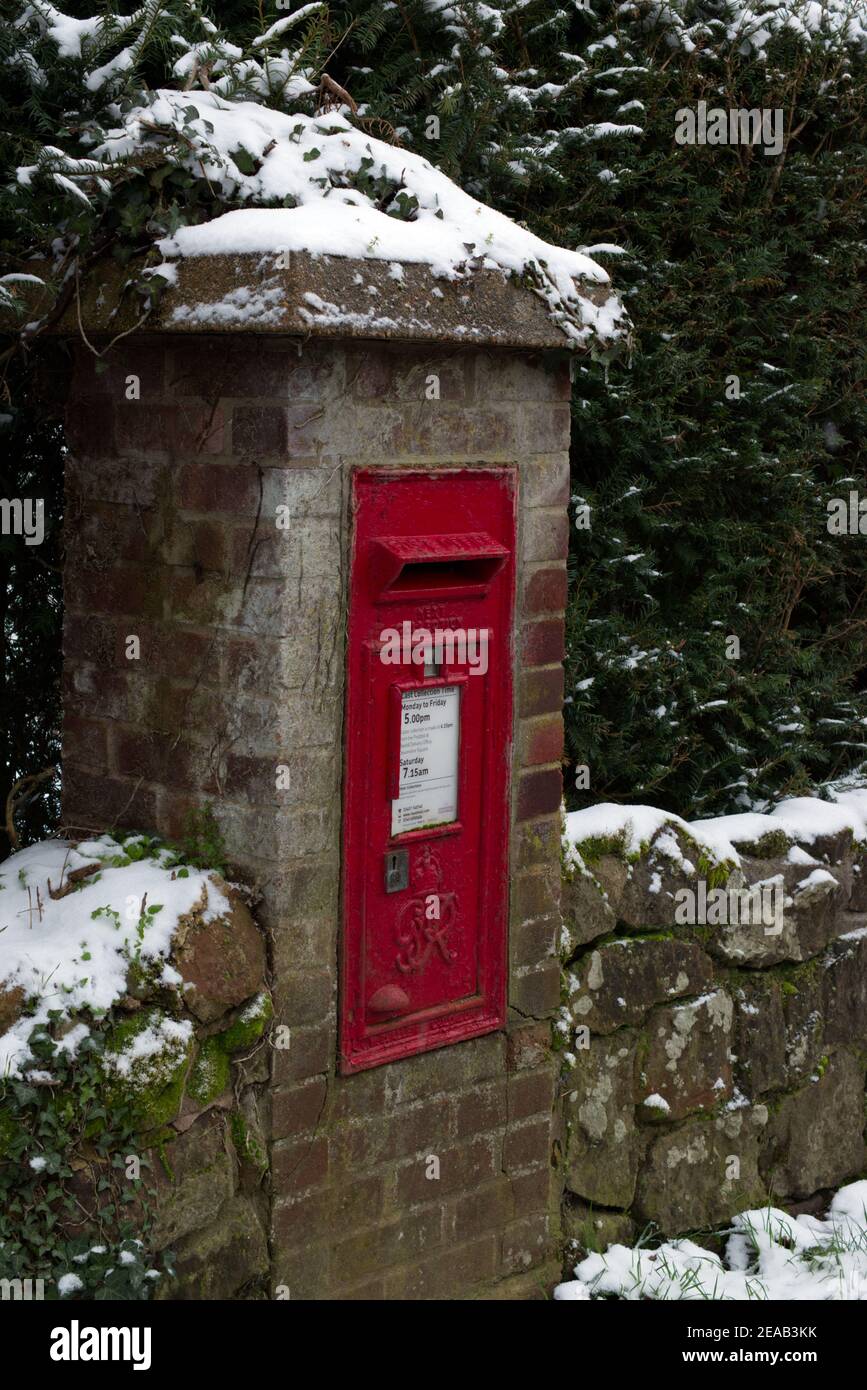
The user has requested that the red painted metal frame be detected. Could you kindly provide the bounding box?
[340,468,517,1074]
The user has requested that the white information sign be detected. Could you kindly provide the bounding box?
[391,686,460,836]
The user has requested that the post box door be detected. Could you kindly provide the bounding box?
[340,468,516,1073]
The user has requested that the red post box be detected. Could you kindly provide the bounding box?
[340,468,517,1073]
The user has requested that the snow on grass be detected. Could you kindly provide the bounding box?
[555,1181,867,1300]
[0,835,228,1078]
[88,89,628,354]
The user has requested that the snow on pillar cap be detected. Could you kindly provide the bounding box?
[14,92,630,356]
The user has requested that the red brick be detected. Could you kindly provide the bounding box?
[447,1180,515,1243]
[333,1175,386,1231]
[453,1081,508,1139]
[229,526,287,578]
[63,715,109,774]
[509,1067,556,1123]
[177,461,261,515]
[71,341,165,399]
[395,1137,499,1204]
[232,406,288,457]
[120,622,215,680]
[519,665,564,718]
[501,1212,552,1275]
[516,767,562,821]
[334,1207,444,1282]
[507,1023,552,1073]
[128,676,218,735]
[67,452,166,509]
[272,1189,330,1247]
[510,1164,553,1216]
[524,566,567,615]
[67,501,156,567]
[271,1023,332,1084]
[224,753,284,806]
[512,917,559,970]
[63,613,117,667]
[64,666,130,722]
[383,1234,498,1299]
[521,618,565,667]
[156,786,208,843]
[62,767,157,835]
[520,717,564,767]
[511,963,561,1017]
[504,1116,553,1172]
[111,727,212,792]
[115,401,224,456]
[169,340,337,400]
[220,634,284,688]
[65,398,115,459]
[272,1078,328,1141]
[327,1070,387,1123]
[272,1241,330,1299]
[160,518,230,572]
[335,1095,452,1169]
[73,567,158,620]
[272,1134,329,1194]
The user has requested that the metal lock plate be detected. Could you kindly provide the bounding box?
[384,849,409,893]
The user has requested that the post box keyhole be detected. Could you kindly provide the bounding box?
[384,849,409,893]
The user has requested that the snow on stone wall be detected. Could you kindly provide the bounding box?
[559,792,867,1249]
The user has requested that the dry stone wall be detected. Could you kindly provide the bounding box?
[559,808,867,1256]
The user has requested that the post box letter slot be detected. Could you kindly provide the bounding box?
[370,533,508,600]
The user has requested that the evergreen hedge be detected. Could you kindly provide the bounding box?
[1,0,865,842]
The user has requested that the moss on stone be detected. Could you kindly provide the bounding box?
[187,1036,230,1106]
[696,853,733,889]
[217,991,273,1054]
[230,1110,267,1172]
[103,1007,193,1133]
[734,830,791,860]
[576,832,632,865]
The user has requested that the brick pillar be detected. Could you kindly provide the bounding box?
[62,331,571,1299]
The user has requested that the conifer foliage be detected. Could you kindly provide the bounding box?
[0,1,865,841]
[331,0,867,815]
